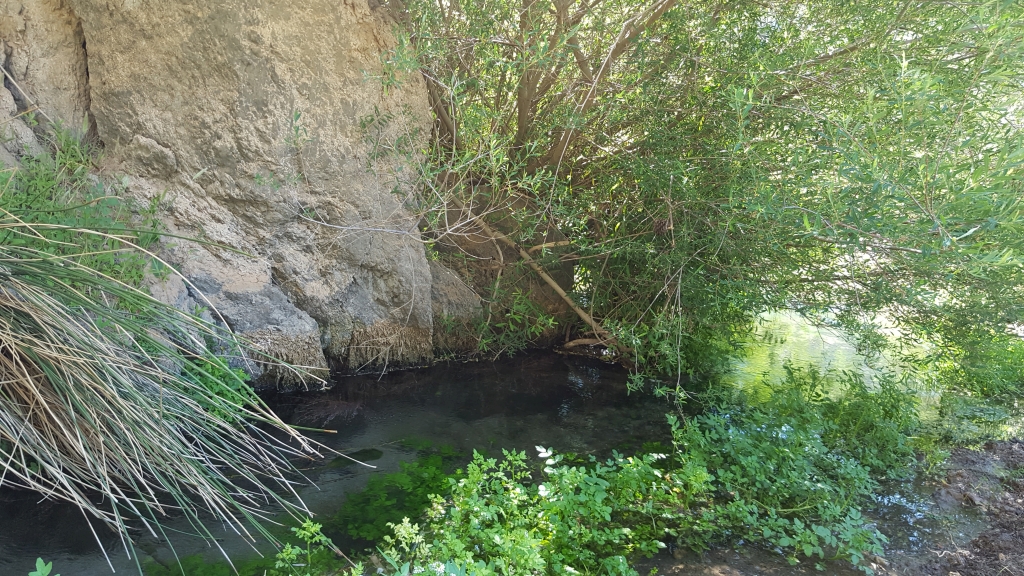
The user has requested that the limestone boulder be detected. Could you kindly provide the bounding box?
[429,260,483,355]
[0,0,500,384]
[0,0,90,132]
[58,0,435,381]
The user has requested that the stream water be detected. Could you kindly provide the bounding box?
[0,353,668,575]
[0,346,993,576]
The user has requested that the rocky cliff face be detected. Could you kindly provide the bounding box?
[1,0,481,385]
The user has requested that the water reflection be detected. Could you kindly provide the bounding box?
[725,311,880,389]
[0,353,666,575]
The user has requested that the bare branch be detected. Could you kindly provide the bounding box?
[425,74,463,150]
[449,196,633,362]
[530,0,678,173]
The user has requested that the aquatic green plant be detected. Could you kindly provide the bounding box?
[328,444,462,546]
[28,558,58,576]
[365,366,917,574]
[271,520,354,576]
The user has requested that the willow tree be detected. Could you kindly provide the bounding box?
[386,0,1024,380]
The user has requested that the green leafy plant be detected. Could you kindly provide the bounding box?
[272,519,352,576]
[666,367,918,571]
[183,354,258,423]
[28,558,58,576]
[381,448,671,575]
[476,286,557,359]
[0,128,162,293]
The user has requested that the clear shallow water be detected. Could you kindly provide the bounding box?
[0,349,995,576]
[868,478,987,573]
[0,353,670,575]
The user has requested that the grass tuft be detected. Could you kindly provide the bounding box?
[0,131,322,570]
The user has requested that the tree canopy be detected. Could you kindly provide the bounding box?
[388,0,1024,379]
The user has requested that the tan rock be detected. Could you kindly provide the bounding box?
[0,0,90,130]
[63,0,435,379]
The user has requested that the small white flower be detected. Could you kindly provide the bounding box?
[538,484,550,497]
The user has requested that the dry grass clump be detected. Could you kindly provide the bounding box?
[0,183,320,568]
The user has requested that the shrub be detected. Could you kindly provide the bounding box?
[667,367,918,570]
[381,448,669,575]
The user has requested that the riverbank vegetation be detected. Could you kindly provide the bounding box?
[0,131,320,570]
[383,0,1024,388]
[6,0,1024,574]
[131,365,919,575]
[346,0,1024,572]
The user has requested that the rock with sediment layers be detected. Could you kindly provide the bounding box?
[0,85,43,159]
[3,0,439,381]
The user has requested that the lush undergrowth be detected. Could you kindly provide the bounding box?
[668,368,917,566]
[179,367,914,576]
[0,129,163,291]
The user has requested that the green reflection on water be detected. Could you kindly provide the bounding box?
[725,311,879,389]
[726,311,1024,441]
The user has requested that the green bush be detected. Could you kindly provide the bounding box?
[937,332,1024,397]
[182,354,257,423]
[667,367,918,569]
[381,449,669,575]
[0,129,162,291]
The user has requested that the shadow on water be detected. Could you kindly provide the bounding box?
[0,350,997,575]
[0,352,670,575]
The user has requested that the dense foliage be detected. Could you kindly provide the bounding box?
[372,370,914,573]
[379,0,1024,383]
[669,367,918,565]
[328,444,463,545]
[11,0,1024,573]
[161,370,897,575]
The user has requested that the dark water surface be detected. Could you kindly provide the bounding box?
[0,353,669,575]
[0,351,992,576]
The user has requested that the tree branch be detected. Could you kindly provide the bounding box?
[425,74,463,150]
[448,196,632,362]
[529,0,678,173]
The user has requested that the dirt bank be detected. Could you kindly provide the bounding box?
[919,440,1024,576]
